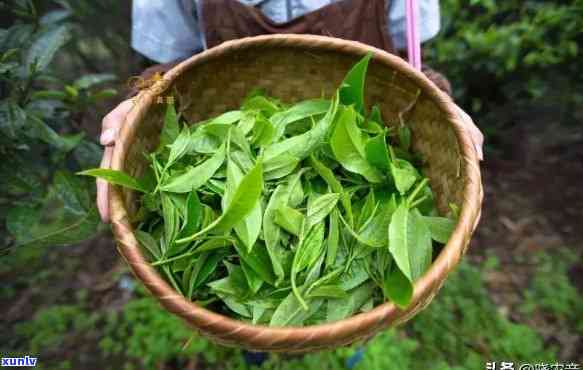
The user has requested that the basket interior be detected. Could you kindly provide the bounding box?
[121,46,464,225]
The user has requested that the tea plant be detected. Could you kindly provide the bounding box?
[0,0,111,250]
[427,0,583,121]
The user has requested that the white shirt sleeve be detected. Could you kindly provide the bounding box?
[388,0,441,50]
[131,0,204,63]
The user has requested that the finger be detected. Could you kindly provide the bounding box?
[455,105,484,161]
[473,204,482,231]
[97,146,114,223]
[101,99,134,145]
[464,118,484,161]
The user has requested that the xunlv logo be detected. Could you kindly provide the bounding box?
[1,356,38,367]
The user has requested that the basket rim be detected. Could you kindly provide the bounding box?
[109,34,482,351]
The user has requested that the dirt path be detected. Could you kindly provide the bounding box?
[468,120,583,361]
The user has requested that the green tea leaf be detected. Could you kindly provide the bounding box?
[243,96,279,116]
[208,262,248,298]
[179,191,202,238]
[339,53,372,113]
[383,264,413,308]
[388,204,433,282]
[423,216,456,244]
[212,158,263,233]
[223,297,252,318]
[225,159,262,251]
[26,24,71,72]
[330,106,383,183]
[74,73,116,89]
[164,127,191,169]
[291,223,326,309]
[7,172,100,248]
[187,251,225,297]
[271,99,331,141]
[251,114,276,146]
[77,168,150,193]
[309,155,353,225]
[159,103,180,150]
[241,260,264,294]
[340,259,370,291]
[326,281,375,322]
[309,285,348,299]
[234,240,276,286]
[274,206,304,236]
[135,230,162,260]
[161,193,179,249]
[263,97,338,163]
[358,195,397,247]
[325,209,340,270]
[390,159,420,195]
[262,184,289,284]
[365,133,391,172]
[210,110,242,125]
[160,142,226,193]
[270,293,323,327]
[263,153,299,180]
[306,193,340,229]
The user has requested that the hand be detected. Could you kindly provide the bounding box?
[97,61,180,223]
[455,105,484,161]
[97,99,134,223]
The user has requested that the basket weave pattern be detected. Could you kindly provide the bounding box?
[109,35,483,352]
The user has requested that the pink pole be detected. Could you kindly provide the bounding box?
[406,0,422,70]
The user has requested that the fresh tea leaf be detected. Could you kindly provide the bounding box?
[164,127,191,169]
[383,264,413,308]
[77,168,150,193]
[325,209,340,270]
[309,155,353,225]
[274,206,304,236]
[339,53,372,113]
[263,97,338,163]
[326,281,375,322]
[178,158,263,242]
[390,159,420,195]
[179,191,202,238]
[160,142,226,193]
[271,99,331,140]
[365,133,392,172]
[263,184,289,284]
[291,223,326,309]
[423,216,455,244]
[159,103,180,150]
[225,159,262,251]
[388,204,433,282]
[330,106,383,183]
[306,193,340,229]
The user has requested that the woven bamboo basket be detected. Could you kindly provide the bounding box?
[109,34,483,353]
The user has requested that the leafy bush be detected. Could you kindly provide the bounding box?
[0,0,113,250]
[520,249,583,332]
[427,0,583,122]
[100,296,224,370]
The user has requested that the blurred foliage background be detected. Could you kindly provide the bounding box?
[1,0,581,369]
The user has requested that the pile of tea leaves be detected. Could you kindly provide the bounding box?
[82,55,457,326]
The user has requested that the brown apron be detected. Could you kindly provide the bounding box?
[135,0,450,96]
[199,0,395,53]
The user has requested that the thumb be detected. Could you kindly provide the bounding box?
[97,146,114,223]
